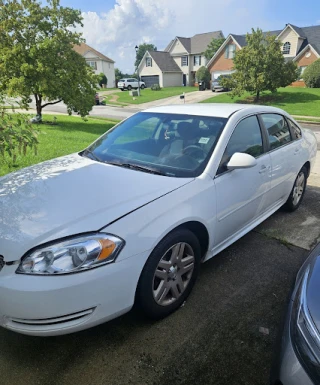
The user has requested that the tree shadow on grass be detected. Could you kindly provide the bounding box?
[42,119,116,136]
[235,91,320,106]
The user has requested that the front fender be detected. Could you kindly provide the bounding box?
[103,174,216,263]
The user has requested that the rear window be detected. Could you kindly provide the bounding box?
[260,114,291,150]
[119,79,125,82]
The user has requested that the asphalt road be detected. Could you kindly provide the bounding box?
[1,124,320,385]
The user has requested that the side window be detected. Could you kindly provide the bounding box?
[218,115,263,174]
[260,114,291,150]
[287,119,302,140]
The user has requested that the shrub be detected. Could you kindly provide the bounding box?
[98,73,108,88]
[0,105,38,162]
[196,66,211,84]
[151,84,161,91]
[303,59,320,88]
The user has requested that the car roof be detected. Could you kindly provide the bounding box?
[143,103,286,118]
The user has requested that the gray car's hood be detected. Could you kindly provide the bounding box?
[0,154,192,262]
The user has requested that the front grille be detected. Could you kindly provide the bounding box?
[0,255,4,272]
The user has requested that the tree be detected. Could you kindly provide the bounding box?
[303,59,320,88]
[196,66,211,84]
[135,43,157,69]
[98,73,108,88]
[203,38,225,60]
[115,68,124,82]
[0,0,98,120]
[221,28,298,101]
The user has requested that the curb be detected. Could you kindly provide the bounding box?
[296,120,320,126]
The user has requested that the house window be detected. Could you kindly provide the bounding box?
[225,44,236,59]
[87,61,97,70]
[146,57,152,67]
[194,55,201,66]
[283,42,291,55]
[181,56,188,66]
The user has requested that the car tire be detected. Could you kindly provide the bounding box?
[141,84,145,89]
[212,89,215,92]
[136,228,201,319]
[127,85,132,90]
[284,166,308,212]
[120,89,124,91]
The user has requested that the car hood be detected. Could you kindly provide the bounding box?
[0,154,193,262]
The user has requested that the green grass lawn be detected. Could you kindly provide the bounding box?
[0,115,117,177]
[201,87,320,117]
[103,86,197,105]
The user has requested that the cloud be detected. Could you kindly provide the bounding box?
[78,0,276,73]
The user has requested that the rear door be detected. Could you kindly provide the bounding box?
[259,114,298,206]
[214,115,271,245]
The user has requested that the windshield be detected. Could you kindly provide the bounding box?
[84,112,227,177]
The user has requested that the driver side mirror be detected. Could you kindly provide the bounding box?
[227,152,257,170]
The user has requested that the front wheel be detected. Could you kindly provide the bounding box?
[140,84,145,89]
[136,229,201,319]
[284,166,308,211]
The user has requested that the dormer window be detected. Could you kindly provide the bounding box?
[146,57,152,67]
[283,42,291,54]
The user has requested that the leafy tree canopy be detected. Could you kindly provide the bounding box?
[135,43,157,69]
[221,28,299,101]
[203,38,225,60]
[0,0,98,119]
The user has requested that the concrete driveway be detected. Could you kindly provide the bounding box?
[0,126,320,385]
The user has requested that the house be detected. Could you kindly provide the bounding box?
[207,24,320,86]
[138,31,224,88]
[73,43,116,88]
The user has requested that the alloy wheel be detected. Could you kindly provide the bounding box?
[152,242,195,306]
[292,171,305,206]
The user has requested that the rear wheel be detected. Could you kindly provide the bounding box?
[141,84,145,89]
[127,85,132,90]
[284,166,307,211]
[136,229,201,319]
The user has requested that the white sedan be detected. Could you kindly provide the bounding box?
[0,104,317,336]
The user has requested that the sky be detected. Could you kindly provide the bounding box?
[60,0,320,73]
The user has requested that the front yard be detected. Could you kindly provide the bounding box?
[101,86,196,106]
[0,115,117,177]
[201,87,320,117]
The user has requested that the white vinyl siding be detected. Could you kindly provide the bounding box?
[279,27,299,57]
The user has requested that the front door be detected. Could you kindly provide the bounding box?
[182,74,187,86]
[214,115,271,246]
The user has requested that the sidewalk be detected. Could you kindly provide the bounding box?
[125,90,217,110]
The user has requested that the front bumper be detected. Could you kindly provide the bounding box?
[0,251,149,336]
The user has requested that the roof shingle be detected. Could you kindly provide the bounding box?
[148,51,182,72]
[73,43,115,63]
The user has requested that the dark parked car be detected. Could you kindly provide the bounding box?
[271,243,320,385]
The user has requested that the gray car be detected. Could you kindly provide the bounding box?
[271,243,320,385]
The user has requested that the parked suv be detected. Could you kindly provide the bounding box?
[118,78,146,91]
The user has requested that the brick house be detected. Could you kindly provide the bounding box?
[207,24,320,86]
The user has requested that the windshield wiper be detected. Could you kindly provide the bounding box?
[106,161,167,176]
[82,149,102,163]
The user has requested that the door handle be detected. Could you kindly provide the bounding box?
[259,165,270,174]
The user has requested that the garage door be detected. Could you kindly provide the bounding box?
[212,70,234,80]
[141,75,159,88]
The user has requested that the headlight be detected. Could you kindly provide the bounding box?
[17,233,124,275]
[291,266,320,383]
